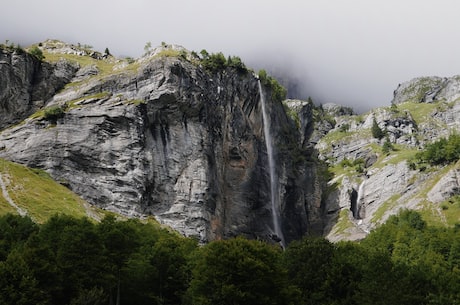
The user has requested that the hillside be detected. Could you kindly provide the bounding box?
[0,40,320,245]
[1,40,460,243]
[0,158,101,222]
[285,76,460,241]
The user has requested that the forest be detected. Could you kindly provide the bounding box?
[1,210,459,305]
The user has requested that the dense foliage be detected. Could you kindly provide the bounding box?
[28,46,45,61]
[258,69,287,103]
[371,117,386,139]
[1,210,459,304]
[415,133,460,166]
[43,106,66,123]
[199,49,248,74]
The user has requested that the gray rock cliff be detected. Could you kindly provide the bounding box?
[0,43,321,244]
[0,46,78,129]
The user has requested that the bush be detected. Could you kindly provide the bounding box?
[371,118,385,139]
[227,55,247,74]
[415,134,460,165]
[339,123,350,132]
[43,106,65,123]
[258,69,287,103]
[201,52,227,72]
[382,137,394,154]
[28,46,44,61]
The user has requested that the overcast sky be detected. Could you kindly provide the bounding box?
[2,0,460,112]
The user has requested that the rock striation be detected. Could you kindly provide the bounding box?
[0,46,78,129]
[0,42,322,244]
[4,41,460,244]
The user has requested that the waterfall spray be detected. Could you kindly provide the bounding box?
[258,80,285,248]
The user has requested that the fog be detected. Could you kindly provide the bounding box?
[2,0,460,112]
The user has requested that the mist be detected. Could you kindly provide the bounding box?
[2,0,460,112]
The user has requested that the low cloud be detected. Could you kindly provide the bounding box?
[2,0,460,112]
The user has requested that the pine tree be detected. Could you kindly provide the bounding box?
[371,118,385,139]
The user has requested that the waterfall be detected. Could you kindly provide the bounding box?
[354,180,366,218]
[258,80,285,247]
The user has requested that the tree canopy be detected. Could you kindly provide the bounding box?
[0,211,459,304]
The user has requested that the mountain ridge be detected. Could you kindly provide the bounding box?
[1,39,460,243]
[0,40,321,245]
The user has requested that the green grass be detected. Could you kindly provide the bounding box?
[329,162,361,179]
[124,99,145,106]
[67,92,111,108]
[372,194,402,223]
[43,51,116,75]
[405,163,457,227]
[418,200,446,227]
[438,196,460,226]
[396,101,440,125]
[0,158,99,223]
[319,130,356,150]
[332,209,355,236]
[417,192,460,227]
[0,197,16,214]
[370,145,418,169]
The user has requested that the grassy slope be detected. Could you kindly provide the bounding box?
[0,158,100,223]
[324,101,460,236]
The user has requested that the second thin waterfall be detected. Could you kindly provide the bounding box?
[258,80,285,248]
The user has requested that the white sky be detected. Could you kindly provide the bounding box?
[2,0,460,111]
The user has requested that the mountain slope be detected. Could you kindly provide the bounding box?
[286,75,460,241]
[2,40,460,243]
[0,158,101,222]
[0,40,321,244]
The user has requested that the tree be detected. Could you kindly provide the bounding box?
[124,233,197,305]
[186,237,296,305]
[382,136,394,154]
[0,214,38,261]
[144,41,152,55]
[56,218,106,302]
[28,45,45,61]
[98,216,141,305]
[227,56,247,74]
[0,248,49,305]
[283,237,334,305]
[104,47,111,56]
[371,117,385,139]
[201,52,227,72]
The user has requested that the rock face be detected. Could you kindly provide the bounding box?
[427,168,460,203]
[0,43,320,244]
[392,76,460,105]
[6,41,460,244]
[304,73,460,241]
[0,46,78,129]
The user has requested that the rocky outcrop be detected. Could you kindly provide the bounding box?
[0,46,78,129]
[392,76,460,105]
[0,45,320,244]
[428,167,460,203]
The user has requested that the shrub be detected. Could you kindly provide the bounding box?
[201,52,227,72]
[43,106,65,123]
[227,55,247,74]
[258,69,287,103]
[339,123,350,133]
[28,46,44,61]
[382,137,394,154]
[371,118,385,139]
[415,134,460,165]
[125,57,135,64]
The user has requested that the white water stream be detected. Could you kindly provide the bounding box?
[258,80,285,247]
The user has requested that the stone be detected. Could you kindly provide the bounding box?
[0,49,318,244]
[0,46,78,129]
[427,167,460,203]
